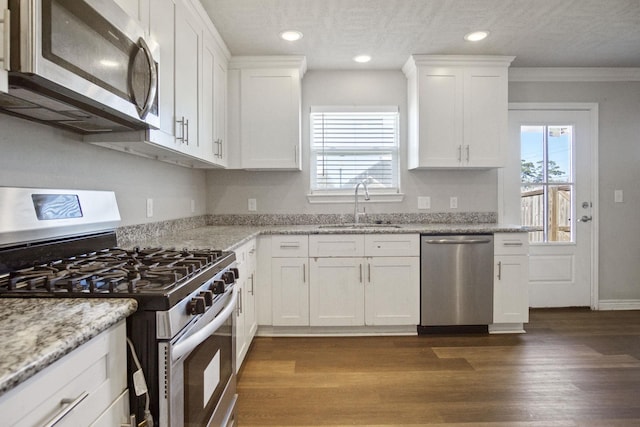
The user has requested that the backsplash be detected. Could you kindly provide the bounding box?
[116,212,498,246]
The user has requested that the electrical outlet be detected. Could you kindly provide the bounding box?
[248,198,257,212]
[418,196,431,210]
[614,189,624,203]
[146,198,153,218]
[190,199,196,213]
[450,196,458,209]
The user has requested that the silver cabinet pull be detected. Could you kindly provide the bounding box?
[466,145,470,162]
[303,263,306,283]
[43,391,89,427]
[497,261,502,280]
[1,9,10,71]
[359,264,363,283]
[176,117,186,142]
[503,241,523,247]
[184,118,189,144]
[279,243,300,249]
[457,145,462,162]
[368,263,371,283]
[249,273,254,295]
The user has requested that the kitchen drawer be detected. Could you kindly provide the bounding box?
[0,321,127,427]
[365,234,419,257]
[494,232,529,255]
[271,235,308,257]
[309,234,365,257]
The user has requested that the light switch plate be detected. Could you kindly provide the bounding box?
[614,189,624,203]
[146,198,153,217]
[248,198,257,211]
[450,196,458,209]
[190,199,196,213]
[418,196,431,210]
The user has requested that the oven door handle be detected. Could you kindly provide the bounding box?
[171,287,238,362]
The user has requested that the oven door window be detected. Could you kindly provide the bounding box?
[184,318,233,426]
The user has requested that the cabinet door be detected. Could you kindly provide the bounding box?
[309,257,364,326]
[200,31,218,164]
[149,0,176,141]
[175,0,200,155]
[240,68,301,169]
[213,56,228,166]
[493,255,529,323]
[235,278,247,370]
[272,258,309,326]
[0,0,7,92]
[365,257,420,326]
[416,67,464,167]
[463,67,507,167]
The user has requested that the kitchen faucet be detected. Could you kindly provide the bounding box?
[354,179,370,224]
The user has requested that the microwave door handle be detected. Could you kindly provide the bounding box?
[171,287,238,362]
[135,37,157,119]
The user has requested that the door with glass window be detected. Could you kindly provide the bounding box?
[508,108,595,308]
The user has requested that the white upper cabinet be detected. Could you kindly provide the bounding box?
[88,0,230,168]
[227,56,307,170]
[403,55,514,169]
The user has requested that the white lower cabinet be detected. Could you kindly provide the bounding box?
[0,321,129,427]
[271,235,309,326]
[234,238,257,372]
[492,232,530,332]
[308,234,420,327]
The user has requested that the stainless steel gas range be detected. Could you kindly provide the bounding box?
[0,187,238,427]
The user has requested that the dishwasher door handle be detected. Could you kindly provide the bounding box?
[423,238,492,245]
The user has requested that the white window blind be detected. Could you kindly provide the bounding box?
[310,107,399,192]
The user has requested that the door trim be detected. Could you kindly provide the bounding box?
[501,102,599,310]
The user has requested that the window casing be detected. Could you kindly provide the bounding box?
[310,106,400,194]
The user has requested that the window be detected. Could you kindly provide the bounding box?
[310,106,399,194]
[520,125,574,243]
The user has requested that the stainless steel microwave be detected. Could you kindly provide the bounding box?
[0,0,159,133]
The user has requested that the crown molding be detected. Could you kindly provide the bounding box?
[509,67,640,82]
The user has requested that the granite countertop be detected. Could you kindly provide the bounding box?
[122,223,526,252]
[0,298,137,396]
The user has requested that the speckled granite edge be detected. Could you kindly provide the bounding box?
[116,215,207,248]
[206,212,498,226]
[0,298,138,396]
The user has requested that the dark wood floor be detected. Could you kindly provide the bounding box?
[237,309,640,426]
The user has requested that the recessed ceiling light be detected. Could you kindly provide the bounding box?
[464,31,489,42]
[280,30,303,41]
[353,54,372,63]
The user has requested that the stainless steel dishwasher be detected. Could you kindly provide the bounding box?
[419,234,494,332]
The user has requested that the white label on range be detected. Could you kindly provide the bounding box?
[203,349,221,407]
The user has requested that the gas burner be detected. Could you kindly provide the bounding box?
[0,247,232,297]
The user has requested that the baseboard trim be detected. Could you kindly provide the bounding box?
[598,300,640,310]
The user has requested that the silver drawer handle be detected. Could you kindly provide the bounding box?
[43,391,89,427]
[424,238,492,244]
[503,242,523,247]
[1,9,10,71]
[279,244,300,249]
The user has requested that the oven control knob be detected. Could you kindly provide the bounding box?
[210,280,225,295]
[231,267,240,280]
[199,290,214,306]
[222,271,236,284]
[187,296,206,315]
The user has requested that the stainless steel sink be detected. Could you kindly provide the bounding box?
[318,223,402,229]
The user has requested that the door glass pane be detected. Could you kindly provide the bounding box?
[520,126,544,183]
[547,126,572,183]
[521,184,544,242]
[547,185,572,242]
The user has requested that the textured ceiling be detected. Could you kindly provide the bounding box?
[199,0,640,70]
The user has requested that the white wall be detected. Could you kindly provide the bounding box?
[206,70,498,215]
[0,115,207,226]
[509,81,640,301]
